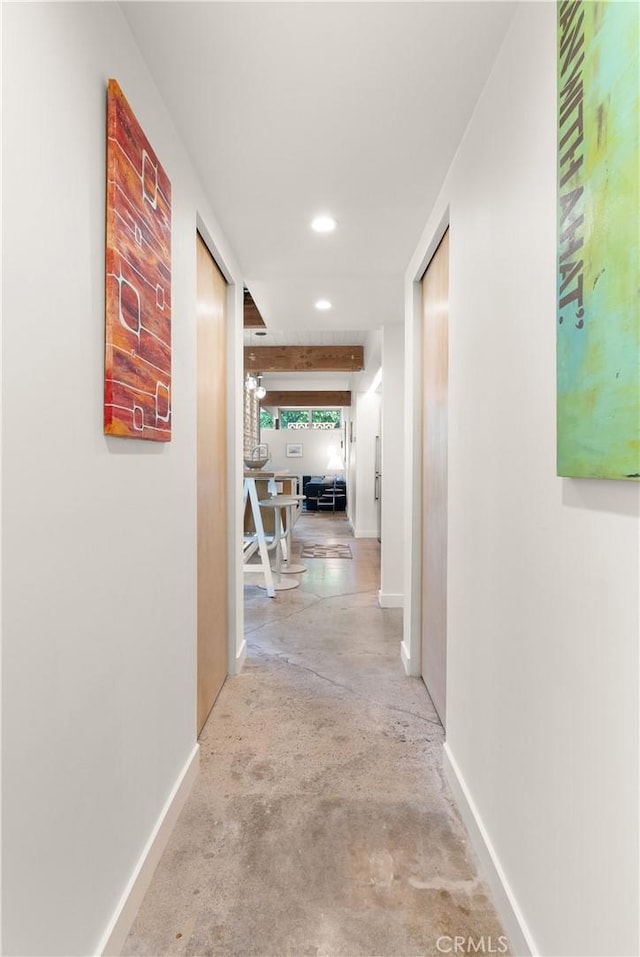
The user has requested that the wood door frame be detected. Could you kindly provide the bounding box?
[195,218,246,717]
[401,210,450,683]
[196,232,229,732]
[420,229,449,726]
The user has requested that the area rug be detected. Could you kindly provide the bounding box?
[301,543,353,559]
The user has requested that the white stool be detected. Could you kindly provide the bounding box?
[280,494,307,575]
[257,495,301,591]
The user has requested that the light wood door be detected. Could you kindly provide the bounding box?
[420,229,449,727]
[196,233,228,734]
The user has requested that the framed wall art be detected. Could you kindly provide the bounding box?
[104,79,172,440]
[557,1,639,479]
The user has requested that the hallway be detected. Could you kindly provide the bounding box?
[123,513,507,957]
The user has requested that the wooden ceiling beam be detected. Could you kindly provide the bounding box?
[243,289,266,328]
[260,390,351,408]
[245,345,364,372]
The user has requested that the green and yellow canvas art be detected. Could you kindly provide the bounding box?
[557,0,639,479]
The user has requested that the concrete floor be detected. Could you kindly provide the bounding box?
[123,511,508,957]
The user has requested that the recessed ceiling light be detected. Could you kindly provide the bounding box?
[315,299,332,311]
[311,216,337,233]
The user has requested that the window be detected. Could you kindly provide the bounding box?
[259,408,274,429]
[311,410,341,429]
[279,409,310,429]
[279,409,341,430]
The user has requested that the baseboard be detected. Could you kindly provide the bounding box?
[98,744,200,956]
[443,744,538,957]
[400,639,412,674]
[234,637,247,674]
[378,591,403,608]
[346,517,375,538]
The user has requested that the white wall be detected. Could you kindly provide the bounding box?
[352,390,381,538]
[2,4,244,955]
[346,410,358,526]
[348,330,382,538]
[259,425,347,486]
[379,324,404,606]
[404,6,639,957]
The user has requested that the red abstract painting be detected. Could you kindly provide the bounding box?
[105,79,172,440]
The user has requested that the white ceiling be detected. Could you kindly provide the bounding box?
[122,1,515,341]
[243,328,368,347]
